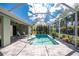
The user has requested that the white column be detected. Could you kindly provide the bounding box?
[59,19,61,38]
[28,26,31,37]
[2,15,11,47]
[74,12,78,47]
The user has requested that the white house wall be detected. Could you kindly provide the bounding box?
[2,15,11,47]
[0,20,2,39]
[10,25,13,37]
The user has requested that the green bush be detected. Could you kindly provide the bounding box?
[60,34,65,39]
[36,25,49,34]
[52,32,58,38]
[67,35,72,43]
[61,27,66,33]
[77,39,79,47]
[60,34,73,43]
[61,26,79,36]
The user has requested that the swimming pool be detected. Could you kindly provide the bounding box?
[31,34,58,45]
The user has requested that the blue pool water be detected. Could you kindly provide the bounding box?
[32,34,58,45]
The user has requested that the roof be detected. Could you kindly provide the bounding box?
[0,7,29,26]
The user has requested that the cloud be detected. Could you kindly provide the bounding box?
[47,18,56,25]
[28,3,64,24]
[31,3,47,13]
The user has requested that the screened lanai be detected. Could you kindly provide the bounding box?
[0,3,79,56]
[0,3,78,46]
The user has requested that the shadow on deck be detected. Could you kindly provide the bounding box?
[11,35,27,43]
[0,51,3,56]
[57,39,79,56]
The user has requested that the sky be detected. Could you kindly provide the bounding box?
[0,3,74,25]
[0,0,75,3]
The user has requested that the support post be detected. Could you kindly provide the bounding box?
[28,26,31,37]
[59,19,61,39]
[74,12,78,47]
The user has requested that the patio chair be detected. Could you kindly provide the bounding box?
[17,31,21,36]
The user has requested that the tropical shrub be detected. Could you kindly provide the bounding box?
[67,35,72,43]
[77,39,79,47]
[61,26,79,36]
[61,26,75,35]
[36,25,49,34]
[62,35,69,42]
[60,34,65,39]
[60,34,73,43]
[61,27,66,33]
[52,32,58,38]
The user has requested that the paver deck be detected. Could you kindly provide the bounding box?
[0,37,79,56]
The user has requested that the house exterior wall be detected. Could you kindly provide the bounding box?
[0,8,29,47]
[10,25,13,37]
[0,20,2,39]
[2,15,11,47]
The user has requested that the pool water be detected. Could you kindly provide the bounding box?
[32,34,58,45]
